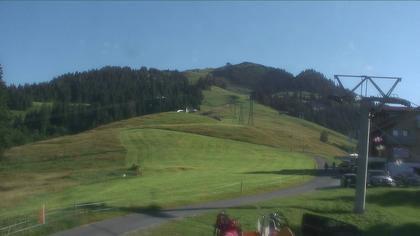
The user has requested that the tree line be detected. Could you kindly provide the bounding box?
[1,65,205,153]
[0,65,11,157]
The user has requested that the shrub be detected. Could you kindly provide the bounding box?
[320,130,329,143]
[128,163,142,176]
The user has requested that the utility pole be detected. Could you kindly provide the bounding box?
[239,103,244,124]
[334,74,409,214]
[354,102,371,213]
[248,92,254,125]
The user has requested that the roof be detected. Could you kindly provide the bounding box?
[381,105,420,112]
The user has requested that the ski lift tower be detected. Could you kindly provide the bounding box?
[333,75,411,214]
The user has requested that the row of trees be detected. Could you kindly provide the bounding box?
[0,65,19,157]
[2,66,206,149]
[8,66,202,108]
[0,65,7,156]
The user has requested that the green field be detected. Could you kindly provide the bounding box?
[0,86,352,234]
[130,187,420,236]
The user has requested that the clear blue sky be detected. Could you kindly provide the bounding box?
[1,1,420,104]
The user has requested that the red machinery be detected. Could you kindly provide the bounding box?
[214,211,294,236]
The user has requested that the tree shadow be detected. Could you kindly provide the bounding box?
[244,169,333,177]
[365,223,420,236]
[366,189,420,208]
[287,205,352,214]
[118,203,176,218]
[315,196,355,203]
[316,186,343,191]
[75,202,176,219]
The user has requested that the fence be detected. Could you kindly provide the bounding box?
[0,176,307,235]
[0,202,115,236]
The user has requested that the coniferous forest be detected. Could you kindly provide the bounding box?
[0,65,205,151]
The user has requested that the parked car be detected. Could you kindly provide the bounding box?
[403,175,420,186]
[368,170,396,187]
[394,173,420,186]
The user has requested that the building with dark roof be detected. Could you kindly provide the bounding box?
[370,106,420,162]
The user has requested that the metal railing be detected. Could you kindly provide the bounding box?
[0,201,114,236]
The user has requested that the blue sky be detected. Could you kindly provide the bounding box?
[1,1,420,104]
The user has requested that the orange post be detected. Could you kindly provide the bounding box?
[38,204,45,224]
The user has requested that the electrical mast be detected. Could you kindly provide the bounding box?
[333,75,410,214]
[248,92,255,125]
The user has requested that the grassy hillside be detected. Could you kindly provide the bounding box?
[198,86,353,158]
[10,101,89,118]
[183,68,213,83]
[9,101,53,117]
[0,86,352,234]
[130,187,420,236]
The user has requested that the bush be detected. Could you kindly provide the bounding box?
[320,130,329,143]
[128,163,142,176]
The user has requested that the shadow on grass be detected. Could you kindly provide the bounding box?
[287,205,351,214]
[244,169,332,177]
[119,204,284,218]
[367,189,420,208]
[365,223,420,236]
[316,185,344,191]
[118,204,176,219]
[75,202,176,219]
[316,195,354,203]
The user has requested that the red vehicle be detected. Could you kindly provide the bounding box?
[214,211,242,236]
[214,211,294,236]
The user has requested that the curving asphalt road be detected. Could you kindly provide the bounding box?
[51,156,339,236]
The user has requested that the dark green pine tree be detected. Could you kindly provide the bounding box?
[0,65,11,158]
[5,66,205,143]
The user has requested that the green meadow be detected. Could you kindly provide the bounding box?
[0,86,351,234]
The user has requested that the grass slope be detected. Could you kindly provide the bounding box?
[129,187,420,236]
[1,123,314,218]
[10,101,89,118]
[191,86,352,158]
[183,68,213,83]
[0,86,351,235]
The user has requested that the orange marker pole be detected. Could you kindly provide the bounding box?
[38,204,46,224]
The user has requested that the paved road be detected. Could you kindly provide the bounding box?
[51,157,339,236]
